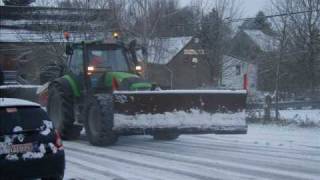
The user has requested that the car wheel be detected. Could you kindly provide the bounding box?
[84,94,118,146]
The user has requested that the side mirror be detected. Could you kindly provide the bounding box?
[66,43,73,55]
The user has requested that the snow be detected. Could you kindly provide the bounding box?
[147,37,193,64]
[278,109,320,125]
[0,28,104,43]
[5,154,19,161]
[114,110,246,130]
[244,30,279,52]
[49,143,58,154]
[22,151,44,160]
[0,98,40,107]
[114,89,247,94]
[249,109,320,127]
[0,85,41,89]
[64,124,320,180]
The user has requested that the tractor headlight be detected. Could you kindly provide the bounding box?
[88,66,95,71]
[135,65,142,71]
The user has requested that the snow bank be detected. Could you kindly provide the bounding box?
[114,89,247,94]
[248,109,320,127]
[114,110,246,129]
[279,109,320,126]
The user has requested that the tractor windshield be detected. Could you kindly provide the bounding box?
[88,49,129,72]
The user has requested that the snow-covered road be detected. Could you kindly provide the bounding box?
[64,124,320,180]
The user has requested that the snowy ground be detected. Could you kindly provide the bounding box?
[249,109,320,127]
[63,124,320,180]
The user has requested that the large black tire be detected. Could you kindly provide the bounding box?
[47,83,81,140]
[153,130,180,141]
[84,94,118,146]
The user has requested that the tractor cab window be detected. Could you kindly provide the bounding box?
[70,49,83,75]
[88,49,129,72]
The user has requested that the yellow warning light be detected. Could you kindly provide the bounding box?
[112,32,119,39]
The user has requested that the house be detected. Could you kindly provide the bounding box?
[221,55,258,95]
[231,29,278,59]
[228,29,279,91]
[145,36,213,89]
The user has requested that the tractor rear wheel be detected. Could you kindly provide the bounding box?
[153,130,180,141]
[84,94,118,146]
[47,83,81,140]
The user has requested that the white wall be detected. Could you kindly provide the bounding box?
[221,56,257,94]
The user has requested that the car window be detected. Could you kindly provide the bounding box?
[0,107,49,136]
[88,49,129,71]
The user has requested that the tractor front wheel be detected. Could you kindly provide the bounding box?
[84,94,118,146]
[47,83,81,140]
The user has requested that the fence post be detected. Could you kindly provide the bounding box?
[264,95,272,123]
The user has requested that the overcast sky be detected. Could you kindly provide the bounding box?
[241,0,269,16]
[180,0,269,17]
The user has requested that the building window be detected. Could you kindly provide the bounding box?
[194,38,200,44]
[236,65,241,75]
[192,57,198,64]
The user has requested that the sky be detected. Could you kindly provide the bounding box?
[180,0,269,17]
[241,0,269,17]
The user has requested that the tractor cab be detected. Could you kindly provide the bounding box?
[65,38,147,93]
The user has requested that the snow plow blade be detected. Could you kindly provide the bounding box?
[112,90,247,135]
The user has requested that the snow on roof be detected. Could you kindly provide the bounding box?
[0,28,104,43]
[147,36,193,65]
[243,30,279,52]
[0,98,40,107]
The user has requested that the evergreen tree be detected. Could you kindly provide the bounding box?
[240,11,274,35]
[200,8,233,85]
[3,0,35,6]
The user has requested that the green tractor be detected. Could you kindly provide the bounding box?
[40,36,248,146]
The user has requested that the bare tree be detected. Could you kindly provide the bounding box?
[270,0,320,97]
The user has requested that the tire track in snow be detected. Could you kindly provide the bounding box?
[114,143,320,180]
[115,143,320,177]
[141,138,320,163]
[67,152,165,180]
[167,135,320,157]
[65,141,320,180]
[191,135,320,155]
[65,145,222,180]
[65,161,116,180]
[66,156,128,180]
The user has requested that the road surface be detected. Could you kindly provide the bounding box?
[64,124,320,180]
